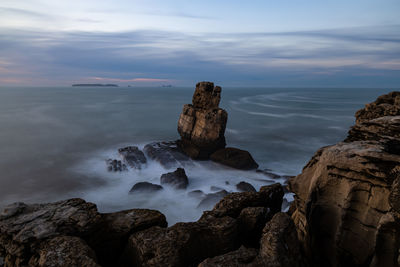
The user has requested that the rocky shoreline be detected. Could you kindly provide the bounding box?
[1,85,399,266]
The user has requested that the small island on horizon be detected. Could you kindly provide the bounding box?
[72,84,119,87]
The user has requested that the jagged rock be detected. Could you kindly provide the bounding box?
[197,190,229,210]
[177,82,228,159]
[0,199,101,267]
[118,146,147,169]
[129,182,163,193]
[203,183,283,218]
[355,91,400,124]
[106,159,127,172]
[143,141,192,169]
[289,92,400,267]
[122,215,238,267]
[29,236,100,267]
[236,181,256,192]
[192,81,222,110]
[258,212,305,267]
[238,207,269,247]
[188,190,206,199]
[88,209,167,266]
[160,168,189,189]
[198,246,260,267]
[210,147,259,170]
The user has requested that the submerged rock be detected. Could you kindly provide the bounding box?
[188,190,206,199]
[210,147,259,170]
[143,141,192,169]
[197,190,229,209]
[106,159,127,172]
[160,168,189,189]
[290,91,400,267]
[177,82,228,159]
[129,182,163,193]
[236,181,256,192]
[118,146,146,169]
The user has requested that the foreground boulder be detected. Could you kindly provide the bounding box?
[211,147,259,170]
[0,199,101,266]
[122,184,284,267]
[289,91,400,267]
[160,168,189,189]
[0,199,167,267]
[177,82,228,159]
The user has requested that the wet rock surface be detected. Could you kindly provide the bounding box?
[197,190,229,209]
[129,182,163,193]
[236,181,257,192]
[160,168,189,189]
[210,147,259,170]
[118,146,147,169]
[143,141,192,169]
[106,159,127,172]
[177,82,228,159]
[290,91,400,267]
[0,199,168,267]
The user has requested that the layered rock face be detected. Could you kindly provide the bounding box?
[289,91,400,267]
[177,82,228,159]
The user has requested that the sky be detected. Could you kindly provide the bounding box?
[0,0,399,87]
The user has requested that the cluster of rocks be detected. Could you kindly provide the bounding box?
[290,91,400,267]
[0,184,307,267]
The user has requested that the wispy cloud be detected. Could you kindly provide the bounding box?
[0,25,399,87]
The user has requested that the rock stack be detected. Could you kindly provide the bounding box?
[289,91,400,267]
[177,82,228,159]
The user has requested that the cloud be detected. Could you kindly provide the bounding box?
[0,25,399,87]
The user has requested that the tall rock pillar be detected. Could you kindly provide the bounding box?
[177,82,228,159]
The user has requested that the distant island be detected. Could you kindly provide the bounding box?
[72,84,119,87]
[162,84,173,88]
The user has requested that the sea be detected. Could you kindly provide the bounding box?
[0,86,395,225]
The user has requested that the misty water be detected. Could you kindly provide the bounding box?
[0,86,394,225]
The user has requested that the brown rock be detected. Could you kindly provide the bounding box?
[211,147,259,170]
[198,246,260,267]
[355,91,400,124]
[177,82,228,159]
[238,207,269,247]
[0,199,101,267]
[29,236,100,267]
[289,91,400,267]
[258,212,305,267]
[88,209,167,266]
[192,81,222,110]
[204,183,283,218]
[122,215,238,267]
